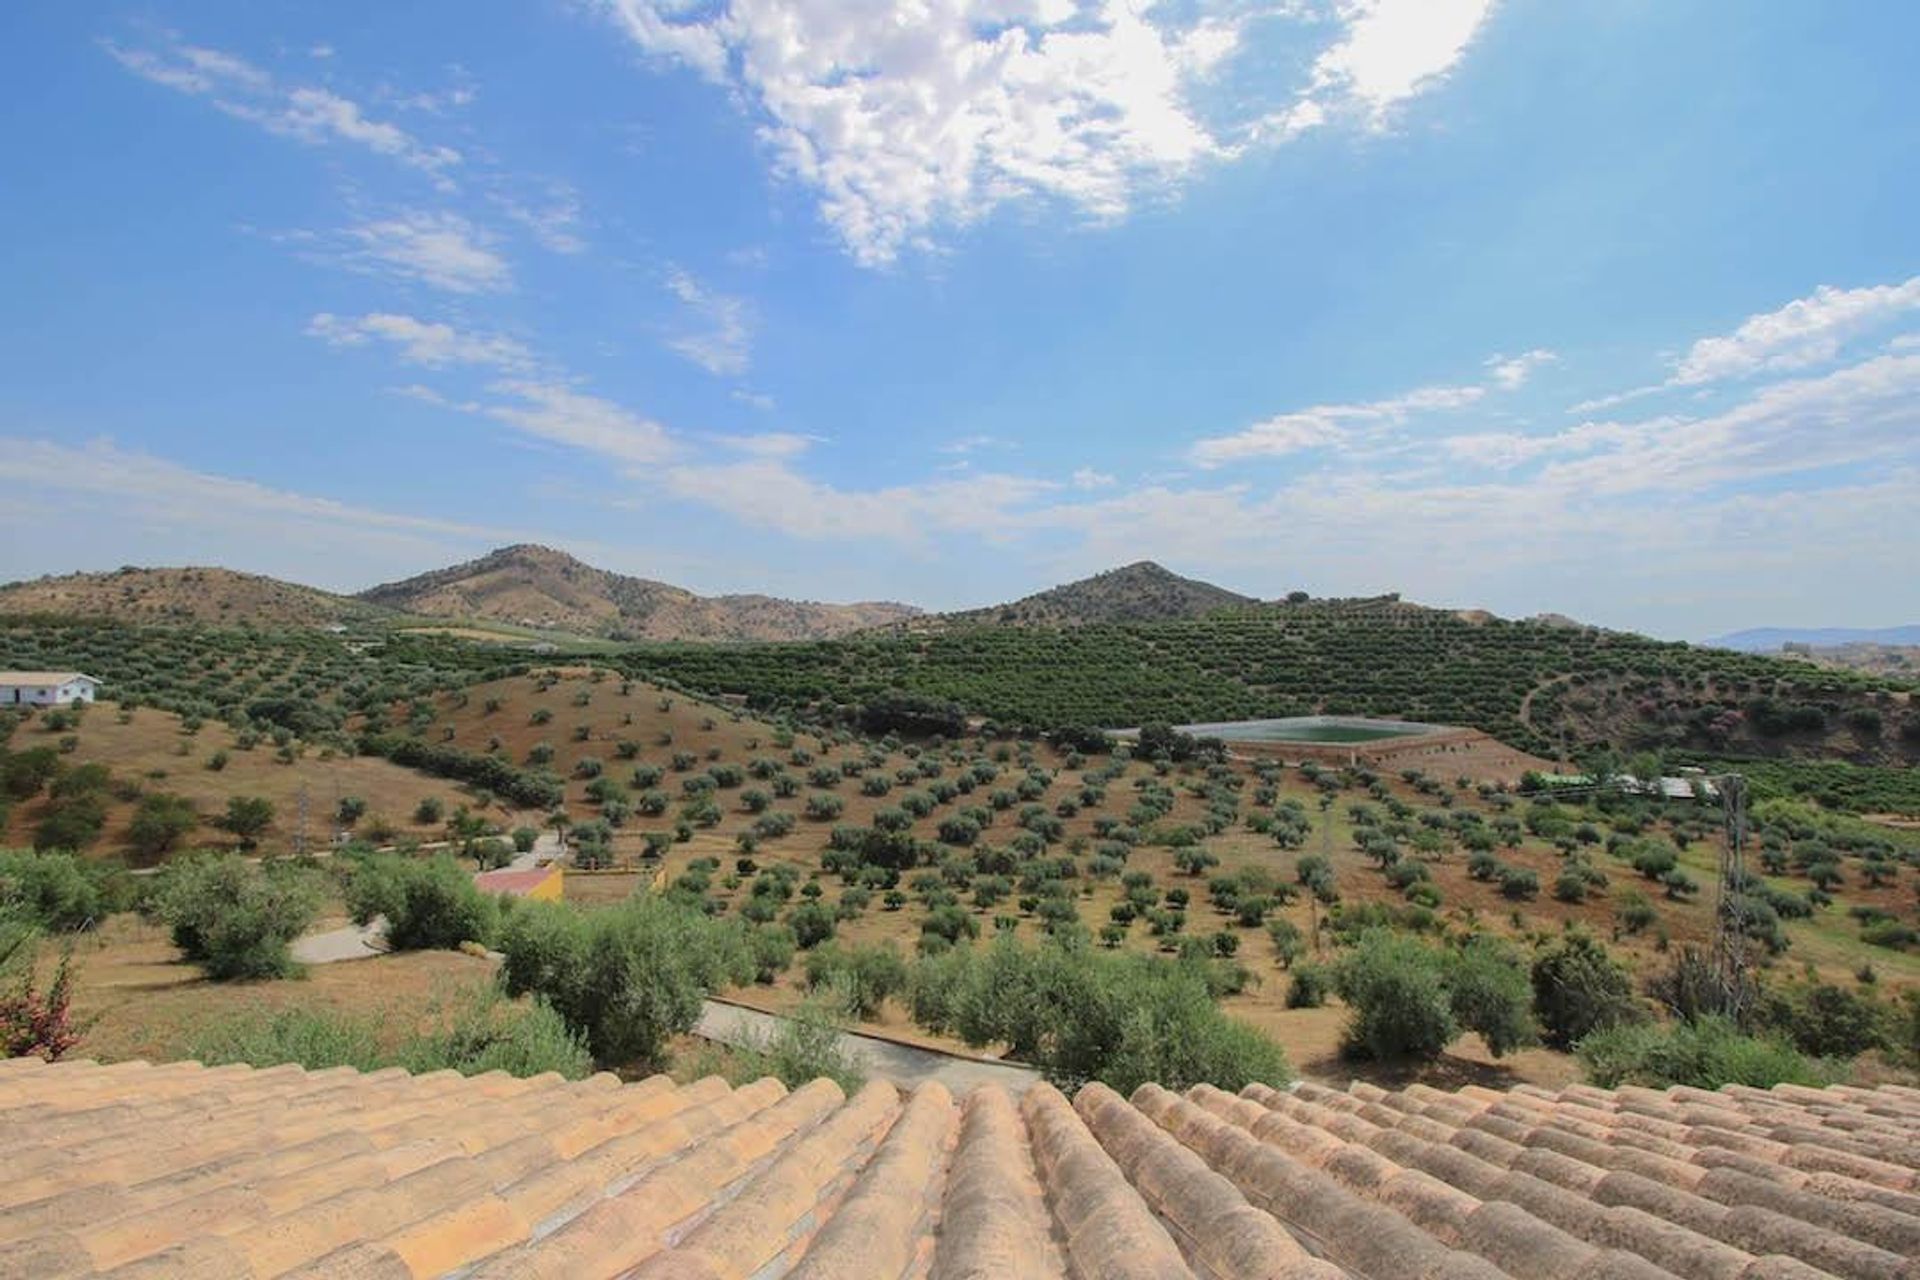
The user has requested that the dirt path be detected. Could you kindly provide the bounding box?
[1517,673,1575,748]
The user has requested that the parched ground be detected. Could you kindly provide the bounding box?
[4,706,476,861]
[58,915,498,1065]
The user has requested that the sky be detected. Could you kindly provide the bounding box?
[1,1,1916,641]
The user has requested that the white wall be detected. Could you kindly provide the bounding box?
[2,679,96,706]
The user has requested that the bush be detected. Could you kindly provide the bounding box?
[1332,931,1456,1062]
[803,942,909,1018]
[0,850,121,931]
[1286,964,1331,1008]
[185,985,591,1079]
[1532,930,1643,1049]
[345,854,498,952]
[1446,936,1537,1057]
[497,895,749,1070]
[126,793,199,859]
[1761,983,1888,1058]
[908,936,1288,1095]
[1576,1016,1830,1090]
[729,991,865,1093]
[147,854,322,980]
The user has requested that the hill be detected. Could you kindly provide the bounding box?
[625,599,1920,765]
[1712,624,1920,651]
[358,544,918,642]
[0,566,382,629]
[905,560,1259,630]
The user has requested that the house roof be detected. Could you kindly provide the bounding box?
[0,1055,1915,1279]
[0,671,96,685]
[474,865,559,896]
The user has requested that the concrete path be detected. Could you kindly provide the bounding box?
[290,914,1040,1094]
[291,917,388,964]
[693,1000,1041,1095]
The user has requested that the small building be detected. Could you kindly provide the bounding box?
[0,671,100,707]
[474,863,564,901]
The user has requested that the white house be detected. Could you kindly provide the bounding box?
[0,671,100,707]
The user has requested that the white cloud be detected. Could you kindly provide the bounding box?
[481,381,678,465]
[0,437,512,585]
[713,432,818,458]
[1190,381,1485,466]
[1071,467,1117,489]
[343,211,511,293]
[662,458,1058,542]
[497,187,587,254]
[1669,276,1920,385]
[731,389,777,412]
[1484,348,1556,389]
[307,312,532,370]
[105,34,461,175]
[663,267,752,376]
[1299,0,1498,125]
[599,2,1255,264]
[938,434,1016,456]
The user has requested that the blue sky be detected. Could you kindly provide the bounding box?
[2,1,1916,640]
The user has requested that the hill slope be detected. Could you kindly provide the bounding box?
[910,561,1258,629]
[626,599,1920,765]
[358,544,918,642]
[1712,624,1920,651]
[0,566,382,628]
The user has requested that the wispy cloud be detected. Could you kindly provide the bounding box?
[1669,276,1920,386]
[105,32,461,177]
[1485,348,1557,389]
[338,211,512,294]
[663,267,752,376]
[1189,381,1486,466]
[307,312,532,370]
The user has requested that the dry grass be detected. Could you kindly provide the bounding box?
[4,706,474,861]
[57,915,497,1064]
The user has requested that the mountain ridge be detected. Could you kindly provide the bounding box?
[355,544,920,642]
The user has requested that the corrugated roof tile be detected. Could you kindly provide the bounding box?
[5,1059,1918,1279]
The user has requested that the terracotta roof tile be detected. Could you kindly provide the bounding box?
[5,1057,1919,1279]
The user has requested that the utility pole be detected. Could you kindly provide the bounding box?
[1712,773,1752,1024]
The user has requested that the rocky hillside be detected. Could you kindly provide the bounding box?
[358,544,918,642]
[908,561,1258,630]
[0,566,380,628]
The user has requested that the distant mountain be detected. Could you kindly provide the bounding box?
[0,566,381,628]
[357,544,919,642]
[906,561,1259,630]
[1711,625,1920,652]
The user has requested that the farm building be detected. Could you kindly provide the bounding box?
[474,862,564,900]
[0,670,99,706]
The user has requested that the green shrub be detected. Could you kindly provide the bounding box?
[728,991,865,1093]
[126,793,199,859]
[497,895,749,1070]
[1760,983,1888,1058]
[345,854,498,952]
[0,850,122,931]
[1576,1017,1831,1090]
[1286,964,1331,1008]
[1332,930,1457,1062]
[908,936,1289,1095]
[1446,935,1537,1057]
[186,985,590,1079]
[803,942,908,1018]
[1531,930,1643,1049]
[147,854,322,980]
